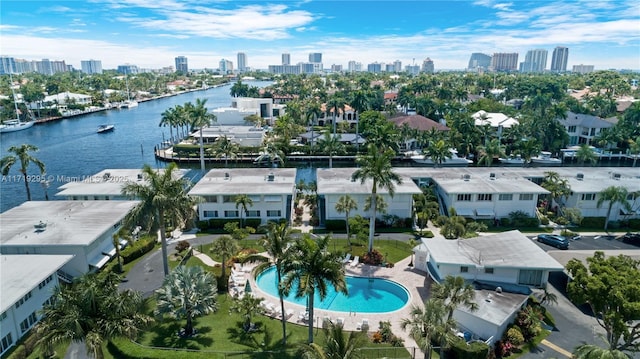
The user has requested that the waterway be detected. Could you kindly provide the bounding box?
[0,81,274,212]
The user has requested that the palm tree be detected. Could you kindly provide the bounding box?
[155,266,218,337]
[159,106,179,142]
[0,144,45,201]
[121,163,197,276]
[326,94,346,136]
[597,186,632,231]
[576,143,599,166]
[234,194,254,228]
[541,171,571,212]
[424,139,453,167]
[628,136,640,167]
[229,294,265,332]
[431,275,479,321]
[281,235,347,343]
[318,131,345,168]
[408,238,418,267]
[335,195,358,249]
[209,135,239,167]
[540,285,558,306]
[349,90,370,153]
[305,101,322,154]
[573,343,632,359]
[298,321,367,359]
[185,99,216,173]
[210,234,239,285]
[477,138,505,167]
[352,145,402,253]
[36,272,153,359]
[401,298,454,359]
[112,226,133,274]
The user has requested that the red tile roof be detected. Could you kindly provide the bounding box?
[389,114,450,131]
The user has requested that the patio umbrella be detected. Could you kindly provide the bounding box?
[244,280,252,293]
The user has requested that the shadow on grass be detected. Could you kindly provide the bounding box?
[226,319,295,354]
[149,321,214,349]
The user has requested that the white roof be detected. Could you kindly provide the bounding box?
[189,168,296,196]
[0,201,139,247]
[459,289,529,327]
[1,254,74,313]
[425,230,564,270]
[472,110,519,128]
[44,91,92,102]
[317,167,422,195]
[436,175,549,195]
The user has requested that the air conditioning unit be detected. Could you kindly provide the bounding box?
[489,173,496,180]
[463,174,471,181]
[576,173,584,180]
[224,172,230,180]
[267,173,275,182]
[613,173,621,180]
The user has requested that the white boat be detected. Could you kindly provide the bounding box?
[120,100,138,108]
[0,73,35,133]
[531,151,562,165]
[409,149,473,167]
[499,154,526,165]
[253,153,282,167]
[97,124,115,133]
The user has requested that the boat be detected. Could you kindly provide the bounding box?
[97,124,115,133]
[253,153,282,167]
[0,73,35,133]
[120,72,138,108]
[499,154,526,165]
[409,149,473,167]
[531,151,562,165]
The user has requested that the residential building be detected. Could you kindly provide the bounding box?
[219,59,233,74]
[0,254,74,355]
[117,64,139,75]
[558,111,615,145]
[230,97,277,124]
[190,124,266,146]
[300,62,315,74]
[572,64,594,74]
[282,53,290,65]
[422,58,434,74]
[42,92,92,106]
[347,61,362,72]
[268,64,301,75]
[472,110,519,130]
[551,46,569,72]
[81,59,103,74]
[405,65,420,76]
[385,64,395,72]
[0,56,16,75]
[175,56,188,73]
[237,52,247,72]
[0,201,139,277]
[367,62,382,73]
[317,103,357,127]
[308,52,322,63]
[330,64,343,72]
[467,53,492,71]
[50,60,68,74]
[393,60,402,72]
[491,53,518,72]
[316,168,422,226]
[36,59,54,75]
[519,49,547,73]
[14,59,35,74]
[189,168,296,225]
[389,114,450,150]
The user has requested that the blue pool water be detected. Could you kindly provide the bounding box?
[255,266,410,313]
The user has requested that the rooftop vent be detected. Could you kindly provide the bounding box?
[267,173,275,182]
[463,174,471,181]
[613,173,621,180]
[224,172,230,180]
[495,286,502,293]
[576,173,584,180]
[489,173,496,180]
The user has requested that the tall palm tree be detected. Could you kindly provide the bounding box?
[576,143,599,166]
[335,195,358,250]
[185,99,216,173]
[401,298,454,359]
[477,138,505,167]
[352,145,402,253]
[210,234,239,285]
[121,163,197,276]
[326,94,346,136]
[298,321,367,359]
[209,135,239,167]
[234,194,254,228]
[305,101,322,154]
[431,275,479,321]
[229,294,265,332]
[112,226,133,274]
[281,235,347,343]
[318,131,345,168]
[155,266,218,337]
[349,90,370,153]
[0,144,45,201]
[253,222,295,345]
[541,171,571,212]
[36,272,153,359]
[628,136,640,167]
[597,186,631,231]
[159,106,178,142]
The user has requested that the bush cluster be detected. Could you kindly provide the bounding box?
[175,240,190,253]
[373,321,404,347]
[362,249,384,266]
[121,236,156,264]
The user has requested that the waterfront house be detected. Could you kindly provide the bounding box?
[472,110,519,129]
[388,114,450,150]
[316,167,422,225]
[190,125,266,146]
[188,168,296,225]
[317,103,358,128]
[0,254,74,356]
[557,111,616,146]
[42,91,92,106]
[0,200,139,277]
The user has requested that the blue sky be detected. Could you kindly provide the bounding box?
[1,0,639,71]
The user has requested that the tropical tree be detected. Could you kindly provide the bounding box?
[576,143,599,166]
[210,234,239,285]
[477,138,505,167]
[112,226,133,274]
[335,195,358,249]
[159,106,179,142]
[627,136,640,167]
[424,139,453,167]
[229,294,265,332]
[573,342,633,359]
[305,101,322,154]
[541,171,571,212]
[36,272,153,359]
[352,145,402,253]
[185,99,216,172]
[596,186,632,231]
[401,298,454,359]
[318,131,345,169]
[121,163,197,276]
[326,94,346,135]
[408,238,418,267]
[431,275,479,321]
[235,194,254,228]
[155,266,218,337]
[209,135,239,167]
[0,143,46,201]
[298,321,367,359]
[281,235,347,343]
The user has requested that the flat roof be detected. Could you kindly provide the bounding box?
[459,289,529,327]
[188,168,296,196]
[436,175,548,195]
[393,166,640,181]
[317,167,422,195]
[0,201,139,247]
[1,254,74,313]
[424,230,564,271]
[56,168,188,197]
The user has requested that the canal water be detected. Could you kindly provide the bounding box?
[0,81,283,212]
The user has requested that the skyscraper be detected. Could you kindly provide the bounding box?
[219,59,233,74]
[237,52,247,72]
[468,53,492,70]
[308,53,322,63]
[422,58,434,74]
[393,60,402,73]
[175,56,188,73]
[492,53,518,72]
[520,49,547,73]
[81,59,103,74]
[282,53,290,65]
[572,64,594,74]
[0,57,16,75]
[348,61,361,72]
[551,46,569,72]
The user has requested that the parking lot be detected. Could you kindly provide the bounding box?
[528,233,640,251]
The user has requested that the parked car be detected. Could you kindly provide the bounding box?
[618,232,640,246]
[537,234,569,250]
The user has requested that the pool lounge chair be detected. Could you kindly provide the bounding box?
[356,318,369,331]
[322,316,332,328]
[336,317,345,328]
[350,256,359,267]
[342,253,351,263]
[298,310,309,322]
[285,308,295,319]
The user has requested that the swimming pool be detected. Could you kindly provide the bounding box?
[255,266,410,313]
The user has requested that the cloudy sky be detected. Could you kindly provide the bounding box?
[1,0,639,71]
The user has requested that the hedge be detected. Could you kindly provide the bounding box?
[580,217,606,229]
[446,338,490,359]
[629,219,640,230]
[325,219,346,231]
[122,236,156,264]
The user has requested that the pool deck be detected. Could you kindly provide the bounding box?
[240,254,432,351]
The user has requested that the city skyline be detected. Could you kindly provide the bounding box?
[1,0,639,71]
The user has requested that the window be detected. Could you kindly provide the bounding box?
[460,266,469,273]
[246,210,260,217]
[484,268,494,274]
[203,195,218,203]
[222,195,236,203]
[590,128,596,136]
[203,210,218,218]
[19,312,37,333]
[498,194,513,201]
[248,195,261,202]
[15,291,32,309]
[567,125,576,133]
[264,195,281,202]
[457,194,471,201]
[518,270,543,286]
[224,210,239,218]
[1,333,13,354]
[39,275,53,290]
[581,193,596,201]
[267,210,281,217]
[477,194,492,201]
[519,193,534,201]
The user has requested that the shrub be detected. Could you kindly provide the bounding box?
[175,240,190,253]
[448,337,490,359]
[540,216,549,225]
[494,340,514,358]
[378,321,394,342]
[434,215,449,227]
[372,331,383,343]
[196,220,210,230]
[421,230,434,238]
[389,335,405,347]
[506,326,524,346]
[362,249,384,266]
[581,217,606,229]
[500,217,511,226]
[629,219,640,230]
[466,221,488,232]
[121,236,156,264]
[555,216,569,225]
[325,219,346,231]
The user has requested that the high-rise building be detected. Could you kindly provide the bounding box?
[237,52,247,72]
[282,53,290,65]
[36,59,54,75]
[519,49,547,73]
[491,53,518,72]
[308,53,322,63]
[14,59,34,74]
[175,56,188,73]
[572,64,594,74]
[422,58,434,74]
[0,57,16,75]
[393,60,402,73]
[405,65,420,76]
[330,64,343,72]
[81,59,103,74]
[219,59,233,74]
[551,46,569,72]
[117,64,139,75]
[268,64,300,74]
[367,62,382,73]
[347,61,362,72]
[300,62,315,74]
[467,53,492,71]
